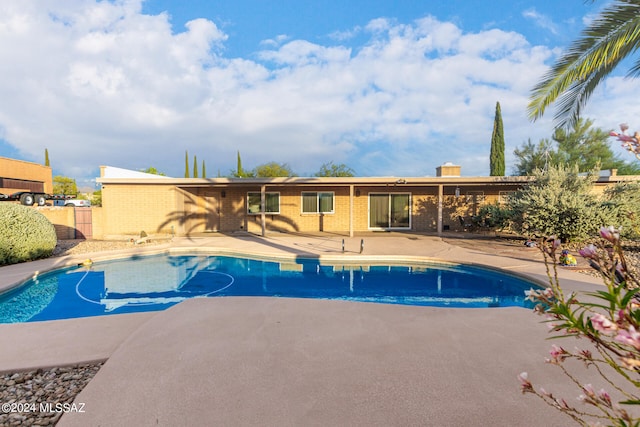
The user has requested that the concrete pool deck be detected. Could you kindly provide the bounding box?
[0,233,606,426]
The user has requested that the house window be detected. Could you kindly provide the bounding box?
[368,193,411,229]
[301,192,334,213]
[247,192,280,214]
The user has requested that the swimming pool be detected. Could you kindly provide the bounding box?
[0,254,539,323]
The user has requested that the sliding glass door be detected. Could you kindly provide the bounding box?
[369,193,411,229]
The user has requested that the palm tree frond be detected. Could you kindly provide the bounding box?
[528,0,640,126]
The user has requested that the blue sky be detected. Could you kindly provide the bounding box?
[1,0,638,188]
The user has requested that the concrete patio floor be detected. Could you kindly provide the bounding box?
[0,233,607,426]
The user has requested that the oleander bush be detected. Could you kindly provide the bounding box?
[0,204,57,266]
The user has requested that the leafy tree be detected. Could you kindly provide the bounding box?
[507,164,602,242]
[554,118,620,172]
[193,155,198,178]
[513,118,640,175]
[513,138,559,175]
[253,162,296,177]
[52,176,78,196]
[490,102,505,176]
[91,189,102,207]
[142,167,165,176]
[528,0,640,128]
[314,162,355,177]
[184,150,189,178]
[44,148,50,167]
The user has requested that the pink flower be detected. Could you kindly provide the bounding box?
[590,313,618,334]
[578,244,598,260]
[524,288,538,302]
[577,348,592,360]
[598,388,612,407]
[583,384,595,397]
[614,325,640,350]
[578,384,597,405]
[548,344,568,364]
[599,226,620,243]
[518,372,533,393]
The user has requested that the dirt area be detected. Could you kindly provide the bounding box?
[52,238,171,257]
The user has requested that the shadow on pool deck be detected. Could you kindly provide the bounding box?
[0,233,608,426]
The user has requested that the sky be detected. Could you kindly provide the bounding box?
[1,0,639,188]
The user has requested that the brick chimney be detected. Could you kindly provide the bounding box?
[436,162,461,177]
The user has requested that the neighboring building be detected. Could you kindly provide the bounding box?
[96,164,640,239]
[0,156,52,195]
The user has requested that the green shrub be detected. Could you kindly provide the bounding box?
[475,202,511,231]
[507,164,603,242]
[0,204,57,266]
[600,181,640,239]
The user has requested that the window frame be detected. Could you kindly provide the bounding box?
[367,192,412,230]
[301,191,335,214]
[247,192,280,214]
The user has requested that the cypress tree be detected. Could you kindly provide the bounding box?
[202,160,206,178]
[184,151,189,178]
[490,101,505,176]
[193,155,198,178]
[237,150,243,178]
[44,148,50,166]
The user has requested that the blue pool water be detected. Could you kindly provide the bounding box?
[0,254,539,323]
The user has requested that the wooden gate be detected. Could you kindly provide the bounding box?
[74,207,92,239]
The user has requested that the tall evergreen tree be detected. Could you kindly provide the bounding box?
[44,148,50,166]
[237,151,243,177]
[184,151,189,178]
[490,101,505,176]
[193,155,198,178]
[202,160,206,178]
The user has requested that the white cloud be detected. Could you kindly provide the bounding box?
[259,34,289,48]
[522,8,559,35]
[0,0,638,182]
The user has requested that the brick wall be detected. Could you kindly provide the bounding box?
[94,180,631,237]
[102,183,179,237]
[37,206,77,240]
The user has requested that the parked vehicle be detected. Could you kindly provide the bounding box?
[0,191,75,206]
[63,199,91,207]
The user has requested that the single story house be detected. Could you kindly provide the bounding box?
[96,164,639,238]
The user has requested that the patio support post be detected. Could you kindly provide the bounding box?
[349,185,354,238]
[437,184,443,235]
[261,184,266,237]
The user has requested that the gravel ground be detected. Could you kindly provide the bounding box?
[0,364,102,426]
[52,238,171,257]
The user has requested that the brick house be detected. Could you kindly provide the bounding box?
[96,164,637,239]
